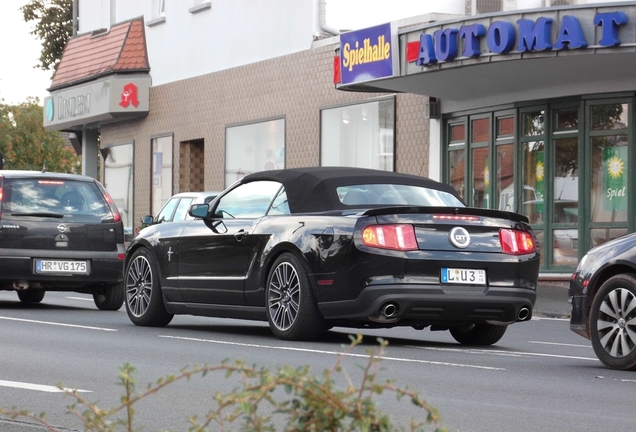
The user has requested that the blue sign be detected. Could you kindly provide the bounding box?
[415,11,627,67]
[340,23,394,85]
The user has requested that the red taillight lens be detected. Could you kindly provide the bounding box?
[499,229,536,255]
[362,224,418,251]
[96,182,122,223]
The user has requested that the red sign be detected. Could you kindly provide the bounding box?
[119,83,140,108]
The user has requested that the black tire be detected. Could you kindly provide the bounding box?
[125,248,173,327]
[17,289,45,304]
[589,273,636,370]
[266,253,325,341]
[93,282,125,311]
[450,323,508,345]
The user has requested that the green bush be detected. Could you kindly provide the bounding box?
[1,335,445,431]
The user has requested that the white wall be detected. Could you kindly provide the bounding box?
[79,0,315,86]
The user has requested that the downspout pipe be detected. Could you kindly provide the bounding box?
[73,0,79,35]
[317,0,340,36]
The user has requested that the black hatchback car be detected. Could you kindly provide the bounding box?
[0,171,126,310]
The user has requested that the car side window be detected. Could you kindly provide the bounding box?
[268,188,290,215]
[157,197,179,223]
[216,181,282,218]
[173,198,194,222]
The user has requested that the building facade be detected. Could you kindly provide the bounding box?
[43,0,636,275]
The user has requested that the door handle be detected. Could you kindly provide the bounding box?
[234,229,247,242]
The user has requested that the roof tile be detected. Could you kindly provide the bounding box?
[50,17,149,90]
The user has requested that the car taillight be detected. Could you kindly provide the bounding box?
[499,229,536,255]
[0,175,4,219]
[362,224,418,251]
[96,182,122,223]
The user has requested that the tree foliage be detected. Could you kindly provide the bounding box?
[21,0,73,74]
[0,98,80,172]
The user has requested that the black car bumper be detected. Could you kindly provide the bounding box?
[0,251,124,289]
[569,276,590,339]
[318,283,536,326]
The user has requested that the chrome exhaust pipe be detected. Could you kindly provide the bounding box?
[381,303,398,318]
[518,307,530,321]
[13,280,29,290]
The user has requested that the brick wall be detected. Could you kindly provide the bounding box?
[101,42,431,223]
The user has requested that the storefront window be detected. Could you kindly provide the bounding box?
[448,123,466,200]
[590,135,628,223]
[591,228,628,248]
[472,146,490,208]
[470,117,490,208]
[522,111,545,136]
[552,137,579,267]
[472,118,489,142]
[496,143,514,211]
[555,109,578,131]
[225,118,285,187]
[151,135,173,217]
[321,98,394,170]
[592,104,629,130]
[103,143,134,242]
[553,137,579,222]
[497,117,514,137]
[521,141,545,224]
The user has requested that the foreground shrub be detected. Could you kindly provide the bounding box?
[1,334,445,431]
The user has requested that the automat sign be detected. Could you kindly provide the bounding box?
[411,11,627,66]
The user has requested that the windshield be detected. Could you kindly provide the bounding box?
[337,184,464,207]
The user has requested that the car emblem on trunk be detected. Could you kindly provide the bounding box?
[57,224,68,233]
[449,227,470,249]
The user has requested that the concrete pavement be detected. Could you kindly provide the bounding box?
[535,279,570,319]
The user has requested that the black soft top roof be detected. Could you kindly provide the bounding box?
[238,167,462,213]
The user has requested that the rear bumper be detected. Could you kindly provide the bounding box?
[0,251,124,289]
[318,283,536,326]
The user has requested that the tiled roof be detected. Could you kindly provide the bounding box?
[49,17,150,90]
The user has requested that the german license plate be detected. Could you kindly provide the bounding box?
[35,259,89,275]
[441,268,486,285]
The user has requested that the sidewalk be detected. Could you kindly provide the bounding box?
[534,279,570,319]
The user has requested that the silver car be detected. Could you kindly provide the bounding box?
[142,191,220,226]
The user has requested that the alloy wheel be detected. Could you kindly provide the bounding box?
[596,287,636,358]
[126,255,152,318]
[268,262,301,331]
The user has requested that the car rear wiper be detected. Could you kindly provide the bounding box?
[11,212,65,218]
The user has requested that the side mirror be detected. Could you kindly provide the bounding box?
[141,215,155,226]
[189,203,210,219]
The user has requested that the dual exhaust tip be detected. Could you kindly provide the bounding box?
[375,303,532,323]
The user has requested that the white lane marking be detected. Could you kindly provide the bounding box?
[405,344,597,361]
[532,317,570,322]
[528,340,592,349]
[0,316,117,332]
[159,335,505,371]
[0,380,91,393]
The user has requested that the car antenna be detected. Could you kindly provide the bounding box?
[41,160,46,173]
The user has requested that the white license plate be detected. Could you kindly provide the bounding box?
[35,260,88,275]
[441,268,486,285]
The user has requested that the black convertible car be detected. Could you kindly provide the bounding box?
[125,167,539,343]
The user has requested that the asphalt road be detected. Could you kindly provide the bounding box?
[0,290,634,432]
